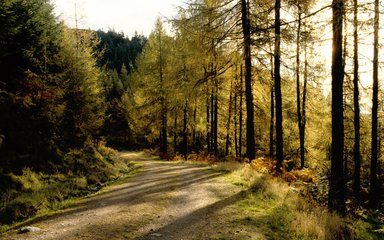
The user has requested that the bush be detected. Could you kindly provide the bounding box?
[0,198,37,224]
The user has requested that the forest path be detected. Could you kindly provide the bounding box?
[1,152,264,240]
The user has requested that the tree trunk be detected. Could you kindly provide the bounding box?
[193,103,197,149]
[302,35,308,170]
[239,65,244,158]
[296,9,305,169]
[211,88,214,153]
[241,0,255,160]
[174,111,177,154]
[213,82,219,155]
[329,0,346,213]
[275,0,283,172]
[206,92,211,152]
[226,79,234,156]
[234,89,238,158]
[182,100,188,159]
[352,0,360,200]
[370,0,379,209]
[269,54,274,158]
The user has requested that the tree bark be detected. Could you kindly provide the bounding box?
[296,9,305,169]
[370,0,379,209]
[159,28,167,155]
[239,65,244,158]
[182,100,188,159]
[213,82,219,155]
[353,0,361,199]
[269,54,275,158]
[241,0,256,160]
[226,79,234,156]
[302,34,308,169]
[211,88,214,153]
[329,0,346,213]
[275,0,284,172]
[206,92,211,152]
[174,111,177,153]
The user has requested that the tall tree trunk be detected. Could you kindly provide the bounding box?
[241,0,256,160]
[275,0,284,172]
[342,7,349,180]
[329,0,345,213]
[174,111,177,154]
[206,92,211,152]
[226,79,234,156]
[239,65,244,158]
[270,55,275,158]
[193,102,197,149]
[270,86,275,158]
[296,9,305,169]
[211,88,215,153]
[302,34,308,169]
[353,0,361,199]
[370,0,379,209]
[182,100,188,159]
[159,29,167,155]
[213,82,219,155]
[234,89,239,158]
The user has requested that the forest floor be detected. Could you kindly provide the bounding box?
[0,152,265,240]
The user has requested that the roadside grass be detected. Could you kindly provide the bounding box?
[211,161,383,240]
[0,149,140,233]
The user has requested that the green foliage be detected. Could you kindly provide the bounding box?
[93,29,147,148]
[95,30,146,73]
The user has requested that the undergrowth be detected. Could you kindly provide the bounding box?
[0,143,137,231]
[181,153,384,240]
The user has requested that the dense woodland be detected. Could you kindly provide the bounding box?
[0,0,384,233]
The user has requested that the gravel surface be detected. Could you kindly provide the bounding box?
[1,152,264,240]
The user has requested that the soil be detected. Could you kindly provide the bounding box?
[0,152,264,240]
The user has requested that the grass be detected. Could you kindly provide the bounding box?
[0,147,140,233]
[208,160,383,240]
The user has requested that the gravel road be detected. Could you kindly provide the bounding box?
[1,152,263,240]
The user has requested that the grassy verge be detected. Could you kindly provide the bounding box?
[211,161,384,240]
[0,147,140,233]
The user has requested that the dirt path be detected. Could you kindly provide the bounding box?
[1,152,264,240]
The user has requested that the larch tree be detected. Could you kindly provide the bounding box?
[370,0,379,209]
[241,0,256,160]
[329,0,346,213]
[133,19,173,155]
[275,0,284,172]
[352,0,361,199]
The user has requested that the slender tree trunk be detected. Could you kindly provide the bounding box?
[275,0,283,172]
[193,103,197,149]
[174,111,177,154]
[160,46,167,155]
[211,88,215,153]
[226,79,234,156]
[352,0,361,200]
[241,0,256,160]
[302,35,308,169]
[270,55,274,158]
[206,92,211,152]
[234,89,239,158]
[329,0,346,213]
[213,82,219,155]
[342,8,349,181]
[182,100,188,159]
[370,0,379,209]
[239,65,244,158]
[296,9,305,169]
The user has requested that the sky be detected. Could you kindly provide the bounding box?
[52,0,183,37]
